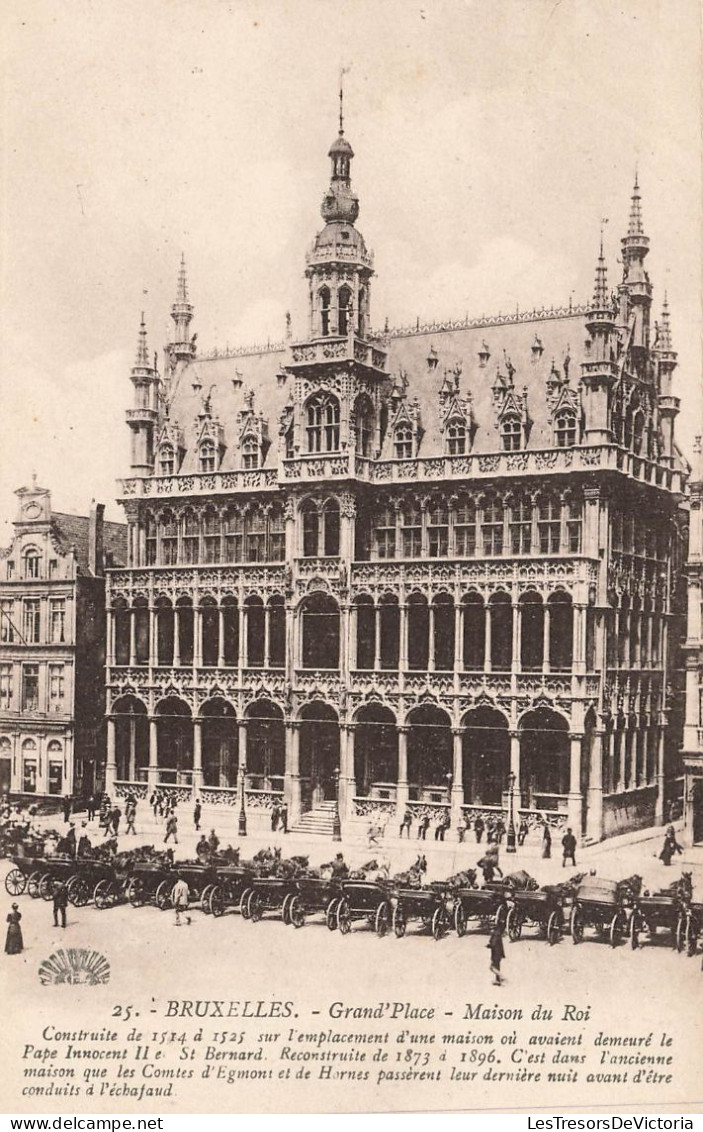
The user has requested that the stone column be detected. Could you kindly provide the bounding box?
[655,715,667,824]
[106,608,115,667]
[573,604,587,675]
[217,607,225,669]
[339,722,355,821]
[147,716,158,790]
[193,718,203,798]
[451,728,464,835]
[284,720,301,824]
[238,605,246,670]
[105,717,117,794]
[263,605,271,669]
[148,605,157,668]
[396,726,409,817]
[173,606,180,666]
[454,603,463,670]
[129,607,136,667]
[543,605,551,673]
[128,716,137,782]
[427,602,435,671]
[484,604,492,673]
[512,602,521,673]
[567,732,583,834]
[193,604,203,668]
[374,605,382,671]
[399,604,409,671]
[349,601,358,671]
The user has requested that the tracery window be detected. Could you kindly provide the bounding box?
[355,396,374,458]
[145,514,157,565]
[427,499,449,557]
[510,496,532,554]
[538,495,561,554]
[554,411,577,448]
[447,420,466,456]
[394,425,413,459]
[241,435,259,470]
[400,502,422,558]
[454,495,476,556]
[374,504,397,559]
[482,498,504,556]
[223,508,243,563]
[202,507,221,564]
[23,548,41,579]
[501,414,521,452]
[566,497,582,553]
[246,508,266,562]
[319,287,331,337]
[160,510,178,566]
[158,444,175,475]
[338,286,352,335]
[182,510,200,564]
[199,439,217,473]
[306,393,340,453]
[269,504,285,562]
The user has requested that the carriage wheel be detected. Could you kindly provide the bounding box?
[675,913,686,952]
[431,905,448,941]
[628,912,639,950]
[282,893,293,925]
[209,886,225,918]
[240,888,252,919]
[27,871,42,899]
[68,876,91,907]
[200,885,213,914]
[249,893,262,923]
[686,917,697,958]
[94,879,113,910]
[570,906,584,944]
[125,877,143,907]
[337,898,352,935]
[5,869,26,897]
[610,912,624,948]
[39,873,56,901]
[289,896,305,929]
[155,880,172,911]
[507,907,522,943]
[454,902,467,938]
[325,898,339,931]
[375,901,391,938]
[547,910,562,946]
[392,903,407,939]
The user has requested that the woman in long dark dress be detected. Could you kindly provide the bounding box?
[5,904,23,954]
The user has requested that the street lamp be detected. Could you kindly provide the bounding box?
[506,770,516,854]
[238,761,247,837]
[332,767,342,842]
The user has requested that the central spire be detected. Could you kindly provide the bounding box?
[321,81,359,223]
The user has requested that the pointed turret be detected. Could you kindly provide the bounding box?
[618,174,652,351]
[170,253,195,362]
[592,233,609,308]
[581,235,618,444]
[127,313,159,474]
[656,292,680,463]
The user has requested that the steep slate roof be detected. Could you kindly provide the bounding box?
[51,514,128,573]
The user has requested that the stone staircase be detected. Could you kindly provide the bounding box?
[290,800,338,837]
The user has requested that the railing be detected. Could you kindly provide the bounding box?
[113,781,149,800]
[119,467,278,498]
[352,797,397,820]
[288,334,386,370]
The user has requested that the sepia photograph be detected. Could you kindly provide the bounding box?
[1,0,702,1117]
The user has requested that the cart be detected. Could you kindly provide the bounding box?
[336,880,392,936]
[570,878,628,947]
[505,889,566,945]
[6,854,86,903]
[241,876,298,923]
[452,886,509,937]
[285,875,344,930]
[626,892,689,950]
[5,856,51,899]
[124,861,178,909]
[391,882,451,940]
[75,857,132,909]
[201,865,255,917]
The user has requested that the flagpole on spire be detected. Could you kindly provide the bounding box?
[338,64,350,135]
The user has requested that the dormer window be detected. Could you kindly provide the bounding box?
[555,411,577,448]
[242,435,259,470]
[501,415,522,452]
[23,548,41,579]
[159,444,175,475]
[394,425,413,459]
[447,420,467,456]
[199,439,217,473]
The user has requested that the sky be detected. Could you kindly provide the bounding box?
[1,0,701,536]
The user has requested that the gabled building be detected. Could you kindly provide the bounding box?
[0,482,127,800]
[105,110,688,841]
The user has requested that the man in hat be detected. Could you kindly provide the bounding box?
[62,795,72,823]
[487,925,505,985]
[53,882,69,928]
[77,824,92,858]
[171,874,191,927]
[330,853,349,879]
[193,798,202,832]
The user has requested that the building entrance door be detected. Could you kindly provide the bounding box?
[299,702,339,813]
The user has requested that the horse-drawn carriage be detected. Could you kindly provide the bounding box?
[505,889,566,945]
[201,865,255,917]
[452,884,509,937]
[5,854,83,902]
[124,861,179,908]
[336,880,393,936]
[241,876,299,922]
[569,877,629,947]
[391,882,451,940]
[285,875,343,930]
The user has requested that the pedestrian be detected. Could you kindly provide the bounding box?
[399,808,412,838]
[196,834,210,861]
[279,804,288,834]
[164,813,178,845]
[517,818,529,847]
[367,823,382,848]
[495,818,506,845]
[417,814,430,840]
[62,794,72,823]
[659,827,683,866]
[541,821,552,860]
[330,852,349,879]
[207,828,219,854]
[125,800,136,836]
[5,903,23,954]
[53,882,68,928]
[111,806,122,836]
[474,816,485,844]
[150,791,158,818]
[86,794,96,822]
[193,799,202,832]
[434,816,450,841]
[561,827,577,867]
[486,818,496,844]
[487,925,505,986]
[457,818,468,844]
[171,874,191,927]
[478,846,503,884]
[271,803,279,833]
[65,824,77,857]
[77,824,92,858]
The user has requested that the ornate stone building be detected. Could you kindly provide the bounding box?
[105,113,688,840]
[0,483,127,800]
[683,439,703,844]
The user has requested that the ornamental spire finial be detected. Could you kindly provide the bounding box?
[177,252,188,303]
[136,312,149,367]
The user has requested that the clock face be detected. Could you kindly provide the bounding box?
[24,502,41,518]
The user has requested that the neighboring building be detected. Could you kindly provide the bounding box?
[683,439,703,843]
[106,110,688,840]
[0,482,127,800]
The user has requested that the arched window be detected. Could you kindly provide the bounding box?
[338,286,352,335]
[446,420,466,455]
[427,499,448,557]
[23,548,41,580]
[319,287,331,337]
[199,439,217,473]
[374,503,397,559]
[301,594,340,669]
[632,411,645,455]
[481,497,504,556]
[394,425,413,459]
[306,393,340,453]
[160,511,178,566]
[501,414,521,452]
[301,501,319,557]
[357,287,366,337]
[554,411,577,448]
[158,444,175,475]
[400,502,422,557]
[510,494,532,554]
[355,395,375,457]
[182,510,200,564]
[538,494,561,554]
[202,507,220,564]
[454,495,476,556]
[241,435,259,470]
[322,499,340,557]
[145,514,157,565]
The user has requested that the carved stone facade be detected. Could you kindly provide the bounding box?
[106,116,687,841]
